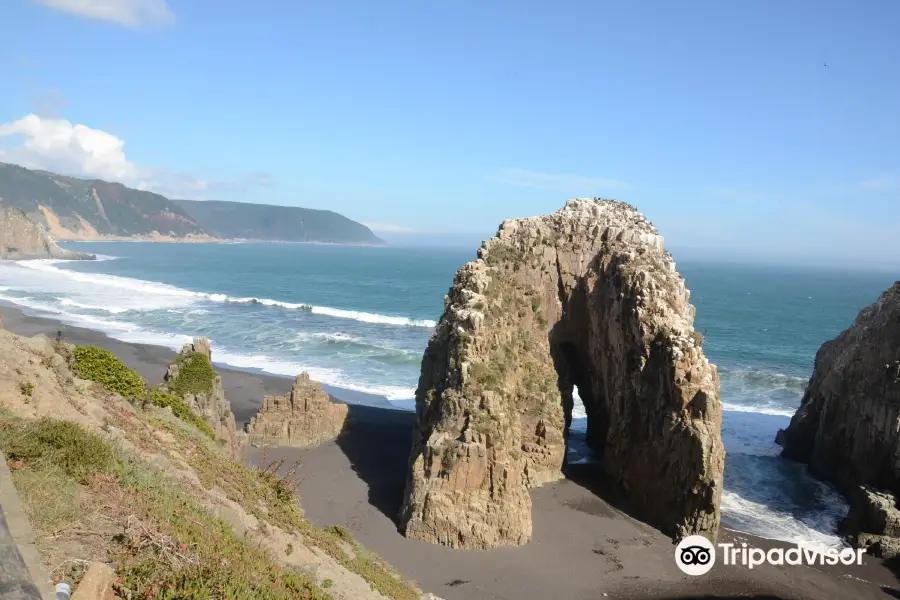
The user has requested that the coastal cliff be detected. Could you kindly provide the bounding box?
[0,204,95,260]
[778,282,900,554]
[245,373,349,448]
[399,198,724,549]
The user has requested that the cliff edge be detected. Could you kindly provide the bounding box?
[399,198,724,549]
[0,203,95,260]
[778,282,900,555]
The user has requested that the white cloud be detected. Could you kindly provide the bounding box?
[0,113,139,181]
[489,168,628,193]
[362,222,419,234]
[861,175,898,191]
[32,0,174,28]
[0,113,268,200]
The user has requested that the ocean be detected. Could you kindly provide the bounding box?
[0,241,894,548]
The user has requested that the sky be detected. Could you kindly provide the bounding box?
[0,1,898,265]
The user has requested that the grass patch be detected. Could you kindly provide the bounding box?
[0,417,115,484]
[300,523,420,600]
[11,465,84,533]
[114,456,328,600]
[167,352,216,397]
[152,421,306,531]
[72,345,146,399]
[0,415,327,600]
[148,389,215,440]
[19,381,34,397]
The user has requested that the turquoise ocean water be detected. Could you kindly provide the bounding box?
[0,241,894,547]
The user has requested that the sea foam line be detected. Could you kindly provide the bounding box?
[0,292,418,400]
[15,259,437,328]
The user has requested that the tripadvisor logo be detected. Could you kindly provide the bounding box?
[674,535,866,576]
[675,535,716,576]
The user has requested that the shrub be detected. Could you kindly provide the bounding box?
[167,353,216,396]
[148,389,215,439]
[19,381,34,397]
[690,330,705,347]
[0,418,115,484]
[72,345,146,399]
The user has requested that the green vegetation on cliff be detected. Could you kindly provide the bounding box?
[72,345,146,399]
[148,389,216,439]
[173,199,385,245]
[72,345,214,438]
[0,162,205,237]
[166,352,217,396]
[0,413,328,599]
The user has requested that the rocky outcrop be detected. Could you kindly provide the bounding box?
[841,486,900,558]
[245,373,349,448]
[399,198,724,549]
[779,283,900,488]
[0,204,95,260]
[164,337,240,460]
[778,282,900,548]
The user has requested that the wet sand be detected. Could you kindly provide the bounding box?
[2,303,900,599]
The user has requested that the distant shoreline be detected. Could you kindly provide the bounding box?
[57,237,389,247]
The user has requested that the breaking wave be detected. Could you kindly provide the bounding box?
[15,259,437,328]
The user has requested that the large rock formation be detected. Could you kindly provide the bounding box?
[245,373,349,448]
[779,283,900,489]
[399,198,724,549]
[0,204,95,260]
[163,338,241,460]
[778,282,900,549]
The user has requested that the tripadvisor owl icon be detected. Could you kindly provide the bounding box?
[675,535,716,576]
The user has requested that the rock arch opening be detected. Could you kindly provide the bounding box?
[399,199,724,549]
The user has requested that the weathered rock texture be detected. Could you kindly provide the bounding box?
[164,337,241,460]
[0,203,95,260]
[780,283,900,489]
[399,198,724,549]
[778,282,900,548]
[245,373,349,448]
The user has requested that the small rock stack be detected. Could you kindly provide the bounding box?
[164,337,241,460]
[245,373,349,448]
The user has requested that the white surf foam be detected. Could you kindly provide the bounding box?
[60,298,130,314]
[17,260,200,298]
[228,297,438,327]
[307,305,436,328]
[721,490,847,549]
[10,260,438,328]
[211,348,416,400]
[722,403,796,418]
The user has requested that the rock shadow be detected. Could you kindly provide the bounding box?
[334,403,416,525]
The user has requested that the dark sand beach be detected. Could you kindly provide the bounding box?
[2,302,899,599]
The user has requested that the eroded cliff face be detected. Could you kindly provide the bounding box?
[0,204,95,260]
[778,283,900,550]
[245,373,349,448]
[164,337,241,460]
[399,198,724,549]
[780,283,900,489]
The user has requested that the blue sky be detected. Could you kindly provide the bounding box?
[1,1,898,264]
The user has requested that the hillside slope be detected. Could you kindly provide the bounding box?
[0,162,207,239]
[173,199,385,245]
[0,326,432,599]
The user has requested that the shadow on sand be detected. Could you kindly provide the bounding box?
[334,401,663,533]
[335,403,416,524]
